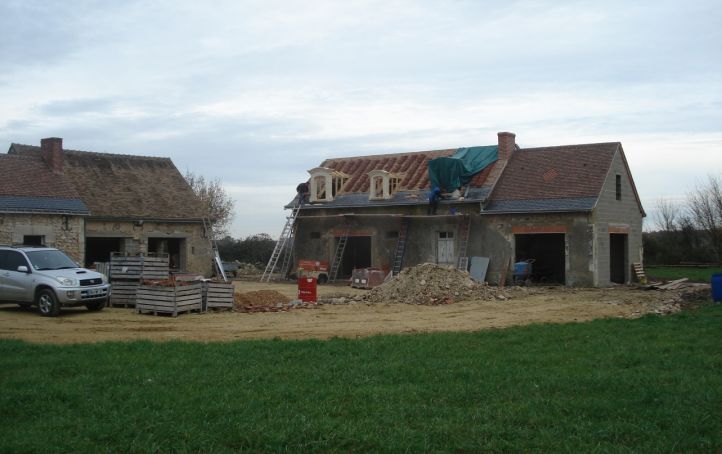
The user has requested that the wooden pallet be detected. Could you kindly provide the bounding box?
[632,262,647,284]
[203,281,234,311]
[109,281,140,307]
[136,282,202,317]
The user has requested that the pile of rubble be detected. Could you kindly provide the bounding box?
[362,263,503,305]
[234,290,318,313]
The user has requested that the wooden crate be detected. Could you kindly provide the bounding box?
[110,253,170,280]
[109,281,140,307]
[110,255,143,280]
[136,283,202,316]
[203,281,234,311]
[141,255,170,280]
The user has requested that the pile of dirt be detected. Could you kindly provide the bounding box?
[234,290,318,313]
[362,263,500,305]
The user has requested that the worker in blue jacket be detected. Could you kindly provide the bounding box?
[428,186,441,215]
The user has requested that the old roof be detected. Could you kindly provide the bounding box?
[8,144,205,220]
[484,142,619,213]
[0,154,89,215]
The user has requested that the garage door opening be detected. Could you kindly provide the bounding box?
[610,233,627,284]
[85,237,124,267]
[514,233,565,284]
[338,236,372,278]
[148,238,185,271]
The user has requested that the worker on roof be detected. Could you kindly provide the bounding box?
[296,181,309,206]
[428,186,441,215]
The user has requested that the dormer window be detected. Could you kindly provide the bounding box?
[368,170,403,200]
[308,167,349,202]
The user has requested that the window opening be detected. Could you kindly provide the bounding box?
[615,175,622,201]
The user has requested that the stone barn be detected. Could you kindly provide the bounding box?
[285,132,645,287]
[3,138,212,275]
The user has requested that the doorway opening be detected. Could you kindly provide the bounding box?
[338,236,371,278]
[514,233,566,284]
[148,238,185,271]
[85,237,124,267]
[610,234,627,284]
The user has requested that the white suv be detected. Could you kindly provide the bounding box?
[0,245,111,317]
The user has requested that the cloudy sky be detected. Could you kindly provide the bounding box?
[1,0,720,237]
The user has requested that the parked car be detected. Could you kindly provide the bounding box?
[0,245,110,317]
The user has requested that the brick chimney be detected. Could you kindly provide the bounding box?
[497,131,516,161]
[41,137,64,173]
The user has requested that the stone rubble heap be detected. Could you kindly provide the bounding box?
[361,263,502,305]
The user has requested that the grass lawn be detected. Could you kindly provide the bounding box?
[646,266,722,282]
[1,306,721,452]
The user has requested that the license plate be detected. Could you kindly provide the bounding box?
[88,289,102,296]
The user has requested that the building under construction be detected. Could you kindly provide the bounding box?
[266,132,645,287]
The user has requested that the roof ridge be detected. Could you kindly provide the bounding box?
[323,145,496,162]
[520,142,620,151]
[10,143,171,161]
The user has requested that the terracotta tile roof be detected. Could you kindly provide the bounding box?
[489,142,620,203]
[8,144,205,220]
[319,147,499,194]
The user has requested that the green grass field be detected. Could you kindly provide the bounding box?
[646,266,722,282]
[1,306,721,452]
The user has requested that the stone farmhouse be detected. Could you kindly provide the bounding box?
[289,132,645,286]
[1,138,212,275]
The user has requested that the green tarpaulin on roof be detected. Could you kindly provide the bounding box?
[428,145,498,191]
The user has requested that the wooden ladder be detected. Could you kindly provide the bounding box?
[261,206,300,282]
[391,218,409,276]
[456,215,471,271]
[328,234,349,283]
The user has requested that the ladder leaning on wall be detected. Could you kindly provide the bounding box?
[261,205,300,282]
[203,217,227,282]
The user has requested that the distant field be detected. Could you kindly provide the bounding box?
[1,306,720,452]
[645,266,722,282]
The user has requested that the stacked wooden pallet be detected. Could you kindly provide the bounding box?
[109,253,170,307]
[202,281,234,311]
[136,282,202,316]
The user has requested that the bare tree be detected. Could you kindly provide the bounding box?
[686,175,722,262]
[653,198,680,232]
[184,170,235,239]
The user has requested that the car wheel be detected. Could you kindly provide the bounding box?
[37,289,60,317]
[85,300,105,312]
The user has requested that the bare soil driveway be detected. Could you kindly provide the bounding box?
[0,280,703,344]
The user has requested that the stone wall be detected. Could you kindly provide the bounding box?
[85,219,212,276]
[0,213,85,262]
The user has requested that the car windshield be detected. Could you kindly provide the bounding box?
[25,250,78,271]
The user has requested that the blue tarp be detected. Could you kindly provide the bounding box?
[428,145,498,191]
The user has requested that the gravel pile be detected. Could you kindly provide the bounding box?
[362,263,499,305]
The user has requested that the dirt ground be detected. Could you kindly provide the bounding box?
[0,279,710,344]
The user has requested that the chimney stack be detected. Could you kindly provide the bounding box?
[41,137,64,173]
[497,131,516,161]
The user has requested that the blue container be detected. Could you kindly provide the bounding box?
[712,273,722,303]
[514,261,531,276]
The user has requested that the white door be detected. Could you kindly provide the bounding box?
[437,232,455,265]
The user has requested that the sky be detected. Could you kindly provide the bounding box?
[1,0,720,237]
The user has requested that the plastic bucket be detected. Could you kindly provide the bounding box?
[712,273,722,303]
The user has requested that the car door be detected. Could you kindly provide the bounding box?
[1,251,34,302]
